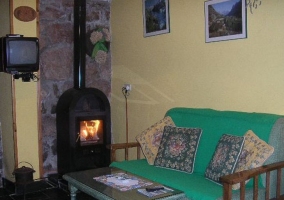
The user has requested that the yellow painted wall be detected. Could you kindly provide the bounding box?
[0,1,15,178]
[0,73,14,181]
[0,0,16,181]
[0,1,10,36]
[12,0,39,178]
[111,0,284,158]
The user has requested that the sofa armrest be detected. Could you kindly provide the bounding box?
[220,160,284,200]
[107,142,141,162]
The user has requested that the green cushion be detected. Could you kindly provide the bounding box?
[205,134,245,184]
[165,108,280,175]
[110,159,246,200]
[154,126,202,174]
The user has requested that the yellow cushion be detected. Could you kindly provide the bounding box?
[232,130,274,190]
[136,116,175,165]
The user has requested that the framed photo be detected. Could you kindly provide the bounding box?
[143,0,170,37]
[205,0,247,43]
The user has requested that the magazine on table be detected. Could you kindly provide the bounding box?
[94,173,153,191]
[137,185,174,198]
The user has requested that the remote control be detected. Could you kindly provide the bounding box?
[145,186,164,192]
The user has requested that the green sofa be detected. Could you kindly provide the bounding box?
[110,108,284,199]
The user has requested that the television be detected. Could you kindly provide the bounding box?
[0,35,39,74]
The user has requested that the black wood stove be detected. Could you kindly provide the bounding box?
[56,0,111,176]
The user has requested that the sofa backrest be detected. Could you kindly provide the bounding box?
[165,107,282,176]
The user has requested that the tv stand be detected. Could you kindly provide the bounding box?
[13,72,39,82]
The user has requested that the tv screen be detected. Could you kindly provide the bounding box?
[0,36,39,73]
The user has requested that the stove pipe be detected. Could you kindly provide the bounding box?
[74,0,86,89]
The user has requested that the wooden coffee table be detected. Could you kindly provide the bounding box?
[63,167,187,200]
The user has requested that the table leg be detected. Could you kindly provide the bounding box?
[69,184,78,200]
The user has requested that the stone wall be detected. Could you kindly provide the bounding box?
[39,0,111,176]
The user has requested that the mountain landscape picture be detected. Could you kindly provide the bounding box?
[205,0,246,42]
[143,0,169,37]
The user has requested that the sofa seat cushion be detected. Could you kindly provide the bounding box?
[110,159,250,200]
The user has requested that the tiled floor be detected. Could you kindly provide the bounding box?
[0,179,96,200]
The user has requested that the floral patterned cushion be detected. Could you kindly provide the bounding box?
[232,130,274,190]
[136,116,175,165]
[154,126,202,174]
[205,134,245,184]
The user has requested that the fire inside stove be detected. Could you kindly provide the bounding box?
[78,119,104,145]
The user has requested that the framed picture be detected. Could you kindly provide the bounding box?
[205,0,247,43]
[143,0,170,37]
